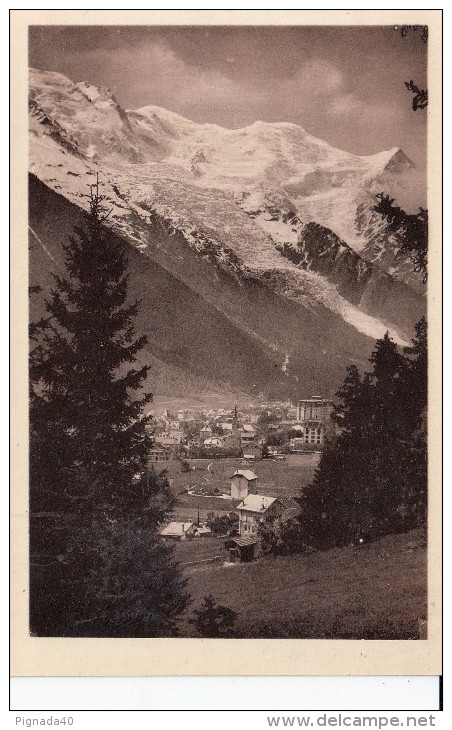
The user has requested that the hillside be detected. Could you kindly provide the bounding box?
[29,174,379,401]
[178,528,427,639]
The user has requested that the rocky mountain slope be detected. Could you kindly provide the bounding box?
[28,68,426,401]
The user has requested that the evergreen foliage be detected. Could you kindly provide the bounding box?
[30,180,155,515]
[190,594,238,637]
[374,193,428,281]
[29,179,189,636]
[297,320,427,550]
[30,515,188,637]
[405,80,428,110]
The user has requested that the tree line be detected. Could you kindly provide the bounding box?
[258,318,427,555]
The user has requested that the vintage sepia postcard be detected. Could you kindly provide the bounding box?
[10,9,442,677]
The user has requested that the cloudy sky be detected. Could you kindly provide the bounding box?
[29,25,427,166]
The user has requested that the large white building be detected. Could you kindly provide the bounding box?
[296,396,334,446]
[297,396,334,423]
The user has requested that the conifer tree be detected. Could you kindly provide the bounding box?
[333,364,370,437]
[398,317,428,525]
[29,178,188,636]
[403,316,427,415]
[30,178,159,515]
[373,194,428,281]
[297,322,427,550]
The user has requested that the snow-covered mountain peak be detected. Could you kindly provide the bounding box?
[132,104,214,137]
[29,67,416,186]
[29,68,425,350]
[29,67,74,90]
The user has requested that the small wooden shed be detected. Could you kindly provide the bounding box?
[225,535,259,563]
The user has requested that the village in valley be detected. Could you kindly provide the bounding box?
[152,397,333,564]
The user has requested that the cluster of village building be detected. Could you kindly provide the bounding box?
[155,397,334,562]
[148,397,334,464]
[159,468,286,563]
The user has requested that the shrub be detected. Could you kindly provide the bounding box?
[190,594,238,637]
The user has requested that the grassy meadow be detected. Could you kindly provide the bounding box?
[157,454,426,640]
[177,528,427,639]
[161,453,320,523]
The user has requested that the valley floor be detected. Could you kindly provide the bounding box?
[177,528,427,639]
[164,453,320,523]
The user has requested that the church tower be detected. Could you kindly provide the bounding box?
[232,404,239,432]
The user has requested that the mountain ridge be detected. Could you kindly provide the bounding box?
[28,68,426,401]
[29,173,377,401]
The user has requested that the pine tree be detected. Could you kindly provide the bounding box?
[29,179,188,636]
[365,333,408,535]
[30,178,154,515]
[398,317,428,526]
[403,316,427,415]
[333,364,371,437]
[374,193,428,280]
[30,516,188,637]
[297,323,427,550]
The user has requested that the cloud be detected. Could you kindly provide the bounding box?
[329,92,403,127]
[69,44,348,126]
[287,59,344,96]
[68,40,260,123]
[330,93,361,116]
[279,62,402,134]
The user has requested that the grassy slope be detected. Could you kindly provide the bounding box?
[173,538,227,565]
[177,528,427,638]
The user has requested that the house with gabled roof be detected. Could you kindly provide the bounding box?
[225,534,259,563]
[159,521,196,541]
[240,423,256,446]
[229,469,258,499]
[199,425,213,440]
[236,494,285,538]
